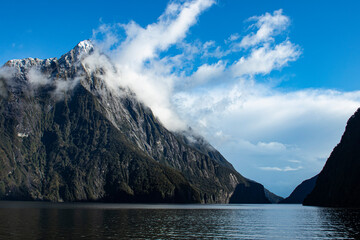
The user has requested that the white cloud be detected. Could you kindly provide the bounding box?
[257,141,287,152]
[26,66,81,100]
[89,0,215,131]
[260,166,303,172]
[201,40,228,58]
[87,3,360,196]
[187,60,227,87]
[0,67,15,98]
[92,24,120,52]
[174,83,360,146]
[173,82,360,195]
[231,41,301,77]
[239,9,290,49]
[227,33,240,43]
[89,5,300,133]
[0,66,16,80]
[53,78,81,99]
[113,0,215,67]
[288,160,301,163]
[27,68,52,86]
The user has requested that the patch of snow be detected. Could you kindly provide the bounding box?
[76,40,94,54]
[17,133,28,138]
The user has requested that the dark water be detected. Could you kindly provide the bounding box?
[0,202,359,239]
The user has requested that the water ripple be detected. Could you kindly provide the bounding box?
[0,202,359,239]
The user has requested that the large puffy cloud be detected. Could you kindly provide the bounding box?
[173,84,360,196]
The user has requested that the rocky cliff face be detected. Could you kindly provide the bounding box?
[303,109,360,207]
[0,41,270,203]
[280,175,317,204]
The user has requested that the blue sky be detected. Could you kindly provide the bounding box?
[2,0,360,91]
[1,0,360,197]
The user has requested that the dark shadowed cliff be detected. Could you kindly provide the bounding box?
[304,108,360,207]
[280,175,317,204]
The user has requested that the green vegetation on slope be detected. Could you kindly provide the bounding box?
[0,85,199,203]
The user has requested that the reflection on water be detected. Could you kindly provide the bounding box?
[0,202,359,239]
[316,207,360,239]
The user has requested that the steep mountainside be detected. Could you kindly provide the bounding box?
[264,188,284,203]
[0,41,270,203]
[280,175,317,204]
[304,109,360,207]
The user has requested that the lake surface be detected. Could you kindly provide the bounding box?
[0,202,359,239]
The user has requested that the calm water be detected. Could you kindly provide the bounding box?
[0,202,359,239]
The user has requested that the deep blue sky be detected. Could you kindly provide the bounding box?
[1,0,360,91]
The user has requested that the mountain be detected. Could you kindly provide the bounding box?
[280,175,317,204]
[303,108,360,207]
[0,40,271,203]
[264,188,284,203]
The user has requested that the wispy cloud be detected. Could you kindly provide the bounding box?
[89,0,216,131]
[27,68,52,86]
[260,166,303,172]
[0,62,82,101]
[26,66,81,98]
[113,0,215,67]
[238,9,290,49]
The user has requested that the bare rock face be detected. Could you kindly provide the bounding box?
[304,109,360,207]
[0,41,270,203]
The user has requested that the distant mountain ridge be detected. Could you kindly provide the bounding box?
[264,188,284,203]
[0,40,272,203]
[303,108,360,207]
[280,175,317,204]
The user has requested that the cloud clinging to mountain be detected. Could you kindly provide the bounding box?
[89,0,360,196]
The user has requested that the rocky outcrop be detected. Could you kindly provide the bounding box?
[280,175,317,204]
[0,41,270,203]
[303,109,360,207]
